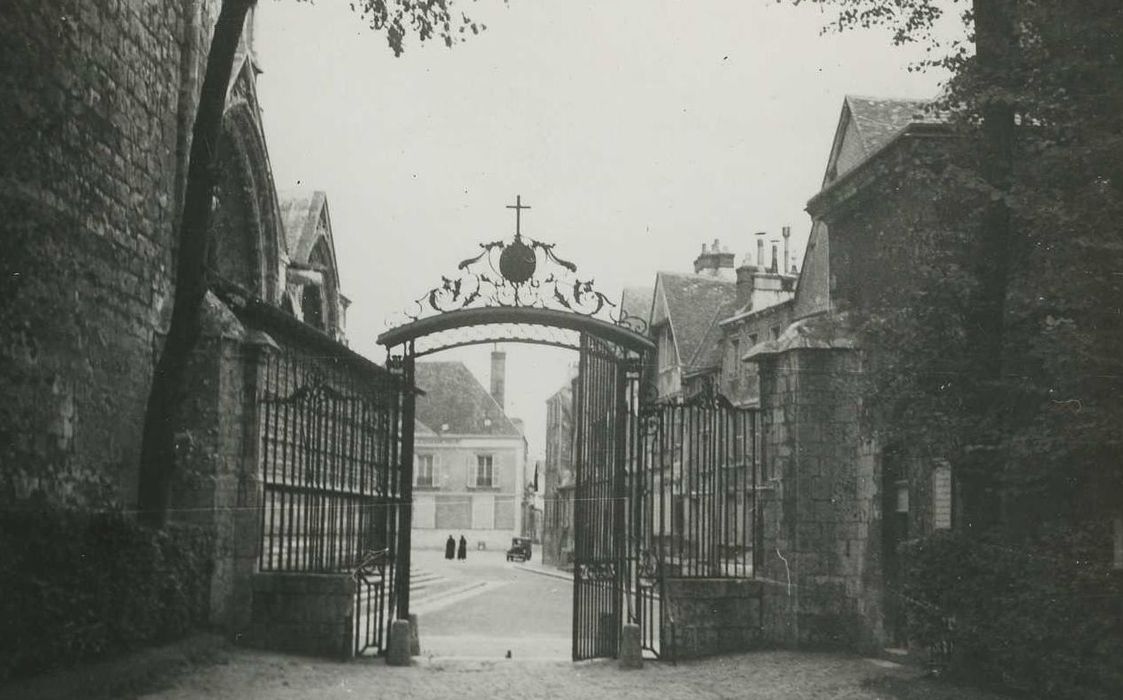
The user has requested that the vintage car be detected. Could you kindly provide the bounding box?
[505,536,533,562]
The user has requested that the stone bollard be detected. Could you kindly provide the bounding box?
[386,619,412,666]
[619,623,643,669]
[408,613,421,656]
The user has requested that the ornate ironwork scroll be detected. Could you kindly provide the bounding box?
[387,199,647,335]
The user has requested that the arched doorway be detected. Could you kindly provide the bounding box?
[377,200,652,661]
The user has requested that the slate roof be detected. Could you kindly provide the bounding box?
[414,361,522,437]
[845,96,935,160]
[619,286,654,326]
[655,272,737,374]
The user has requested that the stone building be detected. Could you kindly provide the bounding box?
[1,0,226,510]
[648,237,798,404]
[410,353,528,551]
[541,378,575,567]
[741,96,954,649]
[0,3,396,659]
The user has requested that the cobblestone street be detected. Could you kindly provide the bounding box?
[139,647,1005,700]
[129,550,1006,699]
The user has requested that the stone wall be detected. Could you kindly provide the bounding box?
[169,293,267,632]
[754,347,886,650]
[663,578,763,659]
[248,573,356,659]
[0,0,220,509]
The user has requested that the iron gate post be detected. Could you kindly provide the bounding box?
[612,354,629,656]
[394,348,416,621]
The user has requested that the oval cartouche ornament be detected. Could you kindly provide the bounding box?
[499,236,536,284]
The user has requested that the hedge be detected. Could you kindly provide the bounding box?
[0,507,214,681]
[901,526,1123,699]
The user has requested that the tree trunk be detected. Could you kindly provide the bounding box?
[961,0,1017,530]
[137,0,255,528]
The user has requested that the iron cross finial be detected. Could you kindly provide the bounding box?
[506,195,531,237]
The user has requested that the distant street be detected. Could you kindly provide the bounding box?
[410,548,572,660]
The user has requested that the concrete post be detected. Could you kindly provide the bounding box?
[408,613,421,656]
[620,623,643,669]
[386,619,412,666]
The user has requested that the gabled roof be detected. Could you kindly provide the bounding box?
[619,286,654,327]
[848,96,933,156]
[414,361,522,437]
[653,272,737,372]
[823,96,939,188]
[278,189,333,265]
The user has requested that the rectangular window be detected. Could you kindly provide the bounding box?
[932,463,952,530]
[416,454,434,487]
[770,326,781,341]
[476,455,494,488]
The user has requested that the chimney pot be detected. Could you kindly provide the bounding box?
[782,226,791,274]
[490,348,506,410]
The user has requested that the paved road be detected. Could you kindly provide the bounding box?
[139,647,1008,700]
[411,548,572,660]
[127,550,1010,699]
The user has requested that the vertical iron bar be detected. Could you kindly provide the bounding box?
[397,347,416,620]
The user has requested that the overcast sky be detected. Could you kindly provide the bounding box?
[255,0,959,463]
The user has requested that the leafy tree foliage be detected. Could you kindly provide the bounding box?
[802,4,1122,692]
[799,0,1123,525]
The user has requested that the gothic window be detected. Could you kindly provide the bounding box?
[301,283,324,330]
[209,131,259,292]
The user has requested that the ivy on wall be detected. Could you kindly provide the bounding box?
[0,508,214,681]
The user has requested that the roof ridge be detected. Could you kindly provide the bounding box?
[845,93,930,103]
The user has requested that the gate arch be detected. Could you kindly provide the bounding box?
[377,201,651,661]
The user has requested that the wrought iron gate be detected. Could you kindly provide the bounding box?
[629,397,764,660]
[257,344,407,656]
[572,334,635,660]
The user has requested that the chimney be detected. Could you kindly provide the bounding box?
[755,232,766,268]
[782,226,791,274]
[735,254,757,310]
[490,347,506,409]
[693,238,736,279]
[770,241,779,273]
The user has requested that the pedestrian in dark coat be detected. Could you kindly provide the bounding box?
[444,534,456,560]
[457,534,467,561]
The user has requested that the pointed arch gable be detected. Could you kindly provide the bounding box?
[210,56,285,303]
[278,189,345,338]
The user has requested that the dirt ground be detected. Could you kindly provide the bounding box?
[135,646,1008,700]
